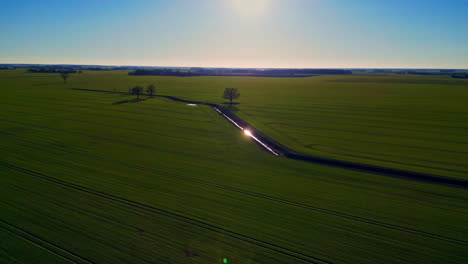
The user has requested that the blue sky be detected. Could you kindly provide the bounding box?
[1,0,467,68]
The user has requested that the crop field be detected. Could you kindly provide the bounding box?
[59,70,468,179]
[1,70,467,264]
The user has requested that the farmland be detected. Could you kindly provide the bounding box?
[66,71,468,179]
[1,69,467,264]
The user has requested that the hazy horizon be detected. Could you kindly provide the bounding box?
[1,0,467,68]
[2,62,468,71]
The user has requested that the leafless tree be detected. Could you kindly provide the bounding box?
[146,84,156,97]
[222,88,240,104]
[60,72,70,83]
[132,85,144,99]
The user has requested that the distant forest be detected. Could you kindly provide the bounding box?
[451,73,468,79]
[129,68,352,77]
[27,68,77,74]
[129,69,198,76]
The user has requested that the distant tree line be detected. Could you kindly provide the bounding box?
[130,68,352,77]
[129,69,199,76]
[28,68,77,74]
[451,73,468,79]
[404,71,445,75]
[82,67,109,71]
[396,71,454,76]
[256,69,352,75]
[395,70,468,77]
[23,65,137,72]
[82,67,130,71]
[190,68,351,76]
[0,66,15,70]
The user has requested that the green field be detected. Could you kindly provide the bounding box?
[44,70,468,179]
[1,70,467,264]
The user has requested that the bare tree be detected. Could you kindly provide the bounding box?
[146,84,156,97]
[132,85,144,99]
[60,72,70,83]
[222,88,240,104]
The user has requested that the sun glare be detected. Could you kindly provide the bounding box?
[244,129,252,137]
[230,0,270,17]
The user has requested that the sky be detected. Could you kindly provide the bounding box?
[0,0,467,68]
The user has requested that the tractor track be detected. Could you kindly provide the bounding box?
[2,88,467,263]
[0,161,333,264]
[0,219,96,264]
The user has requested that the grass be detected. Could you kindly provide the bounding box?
[53,70,468,179]
[0,69,467,264]
[0,227,73,264]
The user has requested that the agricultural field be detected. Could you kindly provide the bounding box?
[62,70,468,179]
[1,69,467,264]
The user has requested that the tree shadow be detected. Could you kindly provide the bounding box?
[222,102,240,112]
[112,98,146,105]
[33,83,54,86]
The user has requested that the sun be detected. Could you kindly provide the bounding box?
[244,129,252,137]
[230,0,270,17]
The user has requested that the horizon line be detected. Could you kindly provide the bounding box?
[1,62,467,70]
